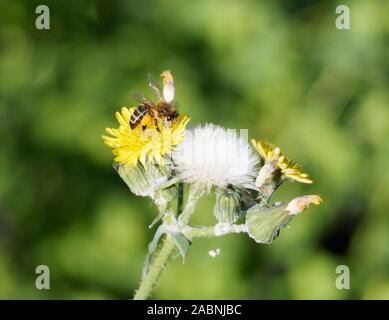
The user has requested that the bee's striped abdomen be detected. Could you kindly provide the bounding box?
[130,104,149,129]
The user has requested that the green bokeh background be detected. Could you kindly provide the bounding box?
[1,0,389,299]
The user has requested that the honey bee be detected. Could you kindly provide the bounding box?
[130,72,179,132]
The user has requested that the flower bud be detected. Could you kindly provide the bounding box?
[214,188,242,224]
[246,194,322,244]
[245,203,290,244]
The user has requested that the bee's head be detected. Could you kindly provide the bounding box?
[167,110,179,121]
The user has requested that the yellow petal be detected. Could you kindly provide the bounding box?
[103,106,190,167]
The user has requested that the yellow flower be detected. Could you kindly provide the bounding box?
[103,107,190,166]
[286,195,322,215]
[251,139,312,184]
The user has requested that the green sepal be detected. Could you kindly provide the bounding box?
[116,161,177,200]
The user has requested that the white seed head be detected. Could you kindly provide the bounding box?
[173,124,259,190]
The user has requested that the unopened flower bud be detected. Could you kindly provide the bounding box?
[246,194,322,243]
[245,203,290,244]
[214,187,242,224]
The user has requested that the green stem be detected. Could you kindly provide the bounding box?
[134,183,205,300]
[177,182,184,215]
[178,184,205,226]
[181,223,247,239]
[133,237,176,300]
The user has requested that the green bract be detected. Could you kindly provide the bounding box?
[245,203,292,244]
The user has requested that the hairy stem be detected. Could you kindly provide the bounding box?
[134,184,204,300]
[181,223,247,239]
[133,236,176,300]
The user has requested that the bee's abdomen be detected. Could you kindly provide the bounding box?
[130,104,149,129]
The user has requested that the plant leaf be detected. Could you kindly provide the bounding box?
[141,225,166,279]
[167,231,191,262]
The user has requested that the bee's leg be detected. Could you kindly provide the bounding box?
[154,118,161,133]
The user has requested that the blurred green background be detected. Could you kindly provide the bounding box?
[1,0,389,299]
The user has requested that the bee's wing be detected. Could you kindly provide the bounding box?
[147,73,165,102]
[131,91,153,104]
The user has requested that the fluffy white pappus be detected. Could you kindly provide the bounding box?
[173,124,259,190]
